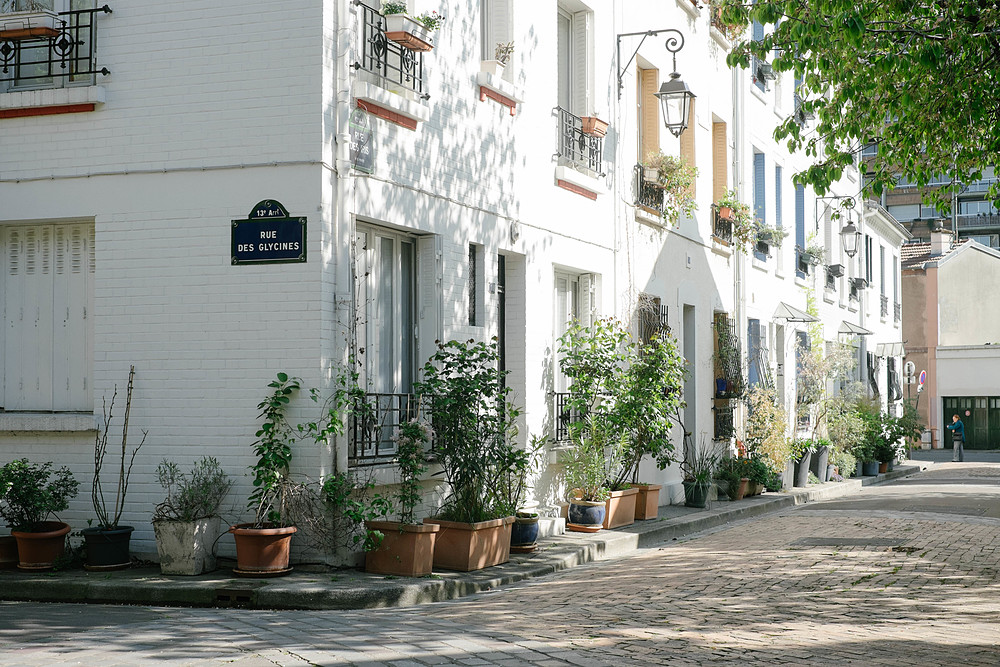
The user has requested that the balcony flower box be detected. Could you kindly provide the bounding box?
[826,263,845,278]
[0,9,60,40]
[581,116,609,138]
[384,14,434,52]
[756,226,786,247]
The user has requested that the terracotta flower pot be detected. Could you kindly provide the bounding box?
[423,517,513,572]
[581,116,609,138]
[603,487,639,529]
[633,484,662,520]
[229,523,296,577]
[364,520,439,577]
[12,521,71,571]
[717,206,735,221]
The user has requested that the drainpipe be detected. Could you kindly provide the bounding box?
[332,0,355,475]
[731,51,744,433]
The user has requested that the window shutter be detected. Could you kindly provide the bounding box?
[774,165,782,229]
[712,122,727,202]
[578,272,596,327]
[481,0,512,62]
[640,68,660,163]
[753,153,766,224]
[52,223,93,411]
[416,235,443,377]
[571,10,591,115]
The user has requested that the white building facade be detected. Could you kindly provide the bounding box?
[0,0,908,560]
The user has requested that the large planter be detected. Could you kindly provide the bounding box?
[12,521,71,571]
[730,478,749,501]
[878,461,889,474]
[746,481,765,496]
[861,460,880,476]
[365,520,439,577]
[154,517,221,576]
[567,499,606,532]
[794,451,812,488]
[810,445,830,483]
[581,116,609,138]
[0,10,61,40]
[383,14,434,52]
[82,525,134,571]
[510,513,540,553]
[603,487,639,529]
[229,523,296,577]
[0,535,17,569]
[682,479,711,508]
[423,516,514,572]
[633,484,662,520]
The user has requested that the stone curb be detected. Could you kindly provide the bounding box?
[0,464,926,610]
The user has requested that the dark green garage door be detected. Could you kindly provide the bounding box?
[942,397,997,449]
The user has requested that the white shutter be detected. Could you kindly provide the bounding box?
[482,0,512,61]
[52,224,92,411]
[571,10,591,115]
[353,230,371,390]
[578,272,596,327]
[416,234,443,378]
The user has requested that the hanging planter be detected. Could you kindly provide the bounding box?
[581,116,609,138]
[0,10,60,40]
[383,14,437,52]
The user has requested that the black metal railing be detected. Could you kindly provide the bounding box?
[714,313,745,399]
[553,391,584,443]
[349,392,419,466]
[557,106,603,175]
[894,302,901,322]
[712,204,734,244]
[750,344,774,393]
[0,5,110,89]
[714,404,735,440]
[634,164,665,216]
[849,281,860,302]
[867,352,880,398]
[353,1,426,97]
[880,294,889,318]
[638,301,670,344]
[825,267,836,290]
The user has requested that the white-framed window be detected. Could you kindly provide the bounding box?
[480,0,513,71]
[556,2,592,116]
[554,269,596,392]
[2,222,94,412]
[1,0,97,93]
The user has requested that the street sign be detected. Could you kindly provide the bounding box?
[918,370,927,386]
[904,361,916,377]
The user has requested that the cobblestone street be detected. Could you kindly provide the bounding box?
[2,461,999,666]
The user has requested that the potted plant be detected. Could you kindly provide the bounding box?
[563,416,618,532]
[499,435,544,553]
[152,456,232,575]
[756,224,787,248]
[364,416,441,576]
[745,455,771,496]
[681,446,718,508]
[0,0,61,40]
[790,438,815,488]
[418,338,520,571]
[0,459,79,571]
[809,437,833,483]
[381,2,444,52]
[83,366,147,571]
[581,114,609,138]
[642,151,698,225]
[709,0,744,42]
[481,40,513,77]
[713,456,748,501]
[714,189,756,251]
[230,372,302,576]
[742,385,791,489]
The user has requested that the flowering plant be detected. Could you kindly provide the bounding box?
[413,10,445,30]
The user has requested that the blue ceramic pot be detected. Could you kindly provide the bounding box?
[511,514,539,546]
[568,500,606,527]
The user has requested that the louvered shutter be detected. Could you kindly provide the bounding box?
[571,10,591,115]
[416,234,443,378]
[795,184,806,276]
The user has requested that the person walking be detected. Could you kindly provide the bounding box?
[945,414,965,462]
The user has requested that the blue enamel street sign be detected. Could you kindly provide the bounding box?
[232,200,306,265]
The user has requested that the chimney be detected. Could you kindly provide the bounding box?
[929,229,953,257]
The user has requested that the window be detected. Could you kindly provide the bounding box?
[554,270,595,392]
[639,67,660,163]
[753,151,767,261]
[480,0,513,79]
[556,3,592,116]
[1,0,99,93]
[774,165,783,270]
[747,319,768,389]
[712,122,728,202]
[2,223,94,412]
[638,294,668,345]
[865,235,874,284]
[879,245,886,296]
[468,243,483,327]
[795,184,805,278]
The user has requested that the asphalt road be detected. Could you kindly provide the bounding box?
[1,459,999,666]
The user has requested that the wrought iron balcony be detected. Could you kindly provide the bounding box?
[712,204,734,245]
[634,164,666,217]
[0,5,110,90]
[349,392,419,466]
[825,267,836,291]
[849,281,860,302]
[880,294,889,318]
[557,107,603,175]
[713,403,735,441]
[894,302,901,322]
[353,1,427,97]
[714,313,745,399]
[553,391,586,443]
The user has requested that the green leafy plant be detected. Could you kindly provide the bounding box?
[830,447,857,478]
[320,473,392,551]
[643,151,698,224]
[681,446,718,484]
[153,457,233,523]
[789,438,816,460]
[92,365,147,530]
[709,0,744,41]
[496,435,545,517]
[715,188,756,251]
[381,1,407,15]
[0,459,79,532]
[564,416,621,502]
[393,417,432,524]
[756,224,788,247]
[416,338,521,523]
[743,385,791,475]
[413,10,445,30]
[745,455,772,486]
[248,373,301,527]
[713,456,747,499]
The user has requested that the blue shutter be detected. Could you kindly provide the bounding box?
[754,153,767,261]
[775,165,783,230]
[752,11,765,91]
[795,183,806,278]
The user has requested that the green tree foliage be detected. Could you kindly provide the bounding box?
[723,0,1000,211]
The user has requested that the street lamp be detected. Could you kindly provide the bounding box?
[840,220,861,258]
[617,29,694,137]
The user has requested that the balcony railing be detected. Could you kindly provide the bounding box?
[353,2,426,97]
[634,164,665,217]
[825,268,836,291]
[349,392,419,466]
[713,404,735,441]
[712,205,733,244]
[957,213,1000,229]
[880,294,889,318]
[894,302,901,322]
[849,282,860,302]
[0,5,111,89]
[557,107,603,175]
[553,391,586,443]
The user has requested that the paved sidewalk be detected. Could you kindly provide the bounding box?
[0,464,924,611]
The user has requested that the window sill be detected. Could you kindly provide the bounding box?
[823,289,836,304]
[710,26,733,50]
[555,165,606,199]
[750,83,768,105]
[352,79,430,128]
[476,69,523,115]
[0,412,96,432]
[635,206,665,228]
[676,0,702,19]
[710,237,733,257]
[752,257,769,271]
[0,85,105,118]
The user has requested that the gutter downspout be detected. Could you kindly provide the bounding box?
[731,49,744,432]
